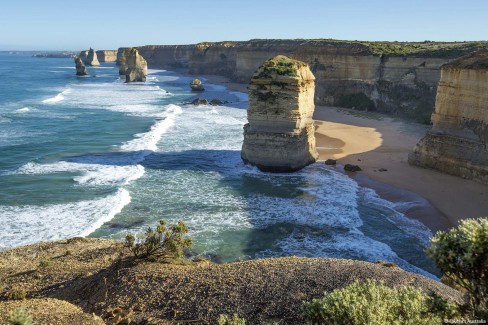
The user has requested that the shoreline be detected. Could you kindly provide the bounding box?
[313,106,488,231]
[202,74,488,233]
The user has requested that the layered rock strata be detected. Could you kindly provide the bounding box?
[409,50,488,184]
[85,48,100,66]
[241,56,318,172]
[96,50,117,62]
[74,57,88,76]
[128,40,487,120]
[123,48,147,82]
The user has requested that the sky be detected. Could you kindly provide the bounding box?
[1,0,487,51]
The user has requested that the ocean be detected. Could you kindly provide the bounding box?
[0,52,437,277]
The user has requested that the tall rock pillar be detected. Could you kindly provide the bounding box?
[241,55,319,172]
[408,50,488,184]
[85,48,100,66]
[124,48,148,82]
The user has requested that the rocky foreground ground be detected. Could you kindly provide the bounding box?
[0,238,462,324]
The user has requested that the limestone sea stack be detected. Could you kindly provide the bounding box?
[124,48,147,82]
[241,56,319,172]
[78,50,88,64]
[408,50,488,184]
[190,79,205,91]
[85,48,100,66]
[74,57,88,76]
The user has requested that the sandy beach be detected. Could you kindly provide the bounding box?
[313,106,488,231]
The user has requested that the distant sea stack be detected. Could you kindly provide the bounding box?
[409,50,488,184]
[124,48,147,82]
[241,56,318,172]
[190,79,205,91]
[85,48,100,66]
[74,57,88,76]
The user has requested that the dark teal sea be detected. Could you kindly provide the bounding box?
[0,52,437,277]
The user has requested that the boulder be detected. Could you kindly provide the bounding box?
[191,98,209,105]
[190,79,205,91]
[408,50,488,184]
[209,98,223,106]
[325,159,337,165]
[241,56,319,172]
[124,48,147,82]
[74,57,88,76]
[344,164,362,172]
[85,48,100,66]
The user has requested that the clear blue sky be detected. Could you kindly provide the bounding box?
[1,0,487,50]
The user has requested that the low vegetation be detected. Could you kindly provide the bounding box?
[259,56,297,77]
[9,309,34,325]
[125,219,192,262]
[217,314,246,325]
[303,279,457,324]
[427,218,488,318]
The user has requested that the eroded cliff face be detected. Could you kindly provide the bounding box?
[241,56,318,172]
[123,48,147,82]
[409,50,488,184]
[123,40,486,121]
[96,50,117,62]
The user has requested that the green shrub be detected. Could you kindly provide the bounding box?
[38,259,53,268]
[7,288,27,301]
[217,314,246,325]
[9,308,34,325]
[303,280,446,325]
[427,218,488,317]
[125,220,192,261]
[259,57,297,77]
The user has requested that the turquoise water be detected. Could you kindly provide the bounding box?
[0,53,437,277]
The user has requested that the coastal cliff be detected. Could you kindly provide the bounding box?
[409,50,488,184]
[241,56,318,172]
[0,238,462,324]
[95,50,117,62]
[129,39,486,121]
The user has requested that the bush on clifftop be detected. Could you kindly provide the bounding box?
[303,279,457,324]
[125,220,192,262]
[427,218,488,317]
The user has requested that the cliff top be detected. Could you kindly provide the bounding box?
[443,49,488,70]
[0,238,461,324]
[252,55,314,81]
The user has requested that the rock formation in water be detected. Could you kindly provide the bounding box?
[78,50,88,62]
[85,48,100,66]
[124,48,147,82]
[408,50,488,184]
[190,79,205,91]
[241,56,318,172]
[96,50,117,62]
[74,56,88,76]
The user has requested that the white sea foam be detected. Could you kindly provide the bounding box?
[0,189,130,250]
[361,188,433,247]
[42,89,71,104]
[15,107,30,113]
[120,104,182,153]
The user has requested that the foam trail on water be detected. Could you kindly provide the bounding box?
[0,189,130,249]
[15,107,30,113]
[42,89,71,104]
